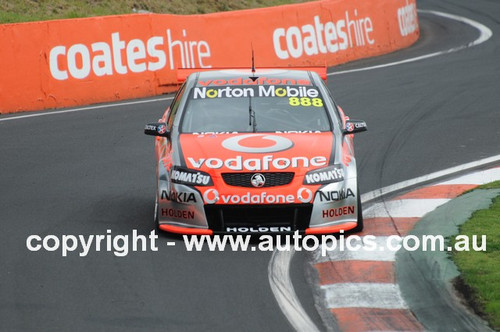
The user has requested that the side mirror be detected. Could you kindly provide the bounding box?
[344,120,367,134]
[144,122,170,138]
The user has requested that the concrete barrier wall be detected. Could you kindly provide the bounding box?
[0,0,418,113]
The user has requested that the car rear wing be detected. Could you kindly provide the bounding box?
[176,66,327,83]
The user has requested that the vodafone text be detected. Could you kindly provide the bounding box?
[273,12,374,60]
[201,188,352,205]
[197,77,312,86]
[222,192,294,204]
[202,188,316,205]
[49,30,211,80]
[188,155,327,171]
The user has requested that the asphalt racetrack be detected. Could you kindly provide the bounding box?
[1,0,499,330]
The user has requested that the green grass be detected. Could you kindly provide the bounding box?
[0,0,313,23]
[478,180,500,190]
[452,181,500,330]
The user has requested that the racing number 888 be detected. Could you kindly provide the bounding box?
[289,97,323,107]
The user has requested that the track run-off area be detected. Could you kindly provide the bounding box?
[1,0,499,330]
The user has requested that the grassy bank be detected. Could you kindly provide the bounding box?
[0,0,312,23]
[452,180,500,330]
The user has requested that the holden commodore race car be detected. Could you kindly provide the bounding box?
[144,67,367,235]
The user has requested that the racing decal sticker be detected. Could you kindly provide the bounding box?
[187,155,327,171]
[161,190,197,203]
[203,188,219,204]
[297,187,314,203]
[288,97,323,107]
[345,121,367,133]
[192,131,239,135]
[192,85,320,99]
[304,165,344,185]
[161,208,195,220]
[197,77,312,86]
[226,226,292,233]
[180,132,334,172]
[217,192,295,204]
[157,123,167,135]
[322,205,355,218]
[275,130,321,134]
[317,188,355,202]
[202,188,317,205]
[221,134,294,153]
[171,167,213,186]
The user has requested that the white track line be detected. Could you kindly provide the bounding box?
[329,10,493,76]
[361,155,500,203]
[437,167,500,185]
[268,248,320,332]
[0,97,173,122]
[322,283,408,309]
[313,236,398,264]
[365,199,451,218]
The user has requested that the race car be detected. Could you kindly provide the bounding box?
[144,67,366,235]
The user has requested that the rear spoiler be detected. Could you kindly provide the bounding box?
[176,66,327,83]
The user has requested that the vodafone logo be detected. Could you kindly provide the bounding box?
[222,134,293,153]
[203,189,219,204]
[297,188,313,203]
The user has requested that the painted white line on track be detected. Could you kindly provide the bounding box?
[365,199,451,218]
[313,236,398,264]
[426,10,493,47]
[268,248,320,332]
[0,97,173,122]
[269,11,494,331]
[322,283,408,309]
[437,167,500,185]
[361,154,500,203]
[330,10,493,76]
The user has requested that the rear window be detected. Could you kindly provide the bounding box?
[180,85,332,133]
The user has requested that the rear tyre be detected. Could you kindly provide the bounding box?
[351,187,364,232]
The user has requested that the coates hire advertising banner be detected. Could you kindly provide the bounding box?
[0,0,418,113]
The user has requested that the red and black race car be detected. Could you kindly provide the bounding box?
[145,67,366,235]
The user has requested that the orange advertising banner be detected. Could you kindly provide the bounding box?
[0,0,418,113]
